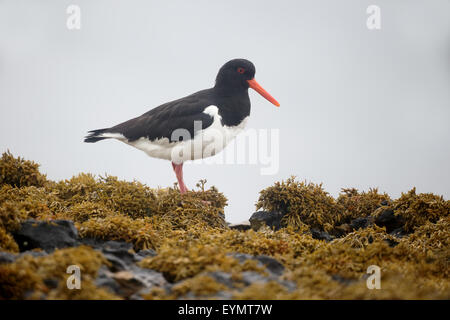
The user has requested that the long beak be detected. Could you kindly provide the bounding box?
[247,78,280,107]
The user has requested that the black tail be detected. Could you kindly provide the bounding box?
[84,128,111,143]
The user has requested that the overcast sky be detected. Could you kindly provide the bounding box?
[1,0,449,223]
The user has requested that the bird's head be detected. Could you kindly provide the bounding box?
[215,59,280,107]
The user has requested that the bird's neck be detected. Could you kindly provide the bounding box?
[212,87,251,127]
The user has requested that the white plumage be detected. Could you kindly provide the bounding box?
[101,105,248,164]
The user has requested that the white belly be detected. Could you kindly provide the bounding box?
[125,105,248,164]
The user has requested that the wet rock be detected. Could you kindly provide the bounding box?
[102,240,133,252]
[208,270,295,293]
[211,291,234,300]
[254,255,285,276]
[79,237,107,249]
[229,252,254,263]
[0,251,16,264]
[331,274,355,285]
[133,249,157,262]
[240,271,296,291]
[95,264,168,299]
[19,250,48,259]
[249,211,284,231]
[129,265,168,288]
[208,271,235,288]
[374,209,404,233]
[240,271,270,286]
[350,216,374,230]
[12,220,79,252]
[95,266,127,296]
[101,241,135,271]
[103,253,130,272]
[310,229,333,242]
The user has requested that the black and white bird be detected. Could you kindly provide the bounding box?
[84,59,279,194]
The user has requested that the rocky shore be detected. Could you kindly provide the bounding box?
[0,151,449,299]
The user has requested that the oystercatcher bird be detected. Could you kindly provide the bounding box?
[84,59,279,194]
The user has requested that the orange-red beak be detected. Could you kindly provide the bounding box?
[247,78,280,107]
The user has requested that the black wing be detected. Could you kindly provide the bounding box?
[106,89,215,143]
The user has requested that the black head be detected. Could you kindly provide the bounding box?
[215,59,256,90]
[214,59,280,107]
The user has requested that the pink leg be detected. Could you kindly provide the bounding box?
[171,162,188,194]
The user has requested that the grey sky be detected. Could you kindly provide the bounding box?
[1,0,449,223]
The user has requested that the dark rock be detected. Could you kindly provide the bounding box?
[102,240,133,252]
[228,221,251,231]
[0,251,16,264]
[103,253,130,272]
[240,271,269,286]
[240,271,296,291]
[43,278,59,289]
[12,220,79,252]
[99,241,135,272]
[229,252,253,263]
[82,239,140,269]
[384,238,399,247]
[249,211,284,231]
[331,223,352,237]
[350,216,374,230]
[129,265,168,288]
[95,265,168,299]
[331,274,355,285]
[208,271,235,288]
[255,255,285,276]
[19,251,48,259]
[133,249,157,262]
[310,229,333,242]
[79,237,106,249]
[227,253,285,276]
[211,291,234,299]
[95,266,124,295]
[374,209,404,233]
[389,227,407,238]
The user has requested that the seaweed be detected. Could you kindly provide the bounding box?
[256,177,340,231]
[391,188,449,232]
[0,151,47,188]
[0,227,19,253]
[138,236,265,282]
[0,245,117,300]
[337,188,391,224]
[78,215,159,250]
[0,152,449,300]
[54,174,156,219]
[159,274,228,299]
[332,225,395,249]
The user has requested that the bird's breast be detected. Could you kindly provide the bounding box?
[200,105,249,145]
[126,105,248,163]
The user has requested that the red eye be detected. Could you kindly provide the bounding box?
[237,67,245,74]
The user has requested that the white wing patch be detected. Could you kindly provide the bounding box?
[99,132,127,140]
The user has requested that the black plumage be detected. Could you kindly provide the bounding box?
[84,59,255,144]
